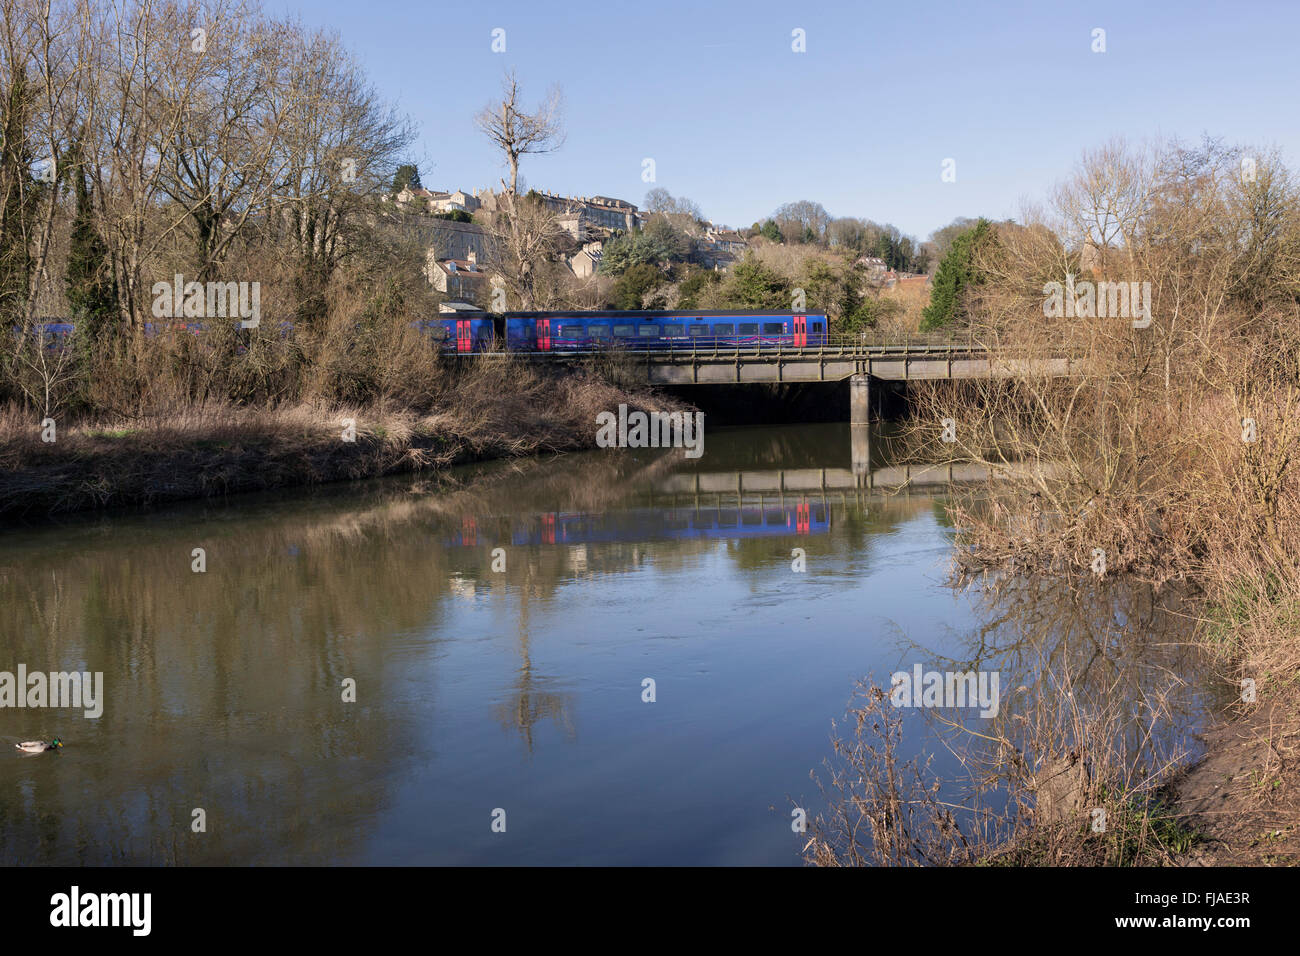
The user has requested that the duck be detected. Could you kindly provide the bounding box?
[15,738,62,753]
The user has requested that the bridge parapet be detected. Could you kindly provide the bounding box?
[463,333,1085,387]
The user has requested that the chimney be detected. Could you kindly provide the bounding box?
[467,249,477,265]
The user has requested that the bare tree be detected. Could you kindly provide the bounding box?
[157,0,292,281]
[474,70,563,196]
[772,199,832,242]
[267,24,413,279]
[80,0,211,332]
[486,184,563,310]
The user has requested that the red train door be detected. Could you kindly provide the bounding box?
[796,503,810,535]
[793,315,807,347]
[537,319,551,350]
[541,512,556,544]
[456,320,472,352]
[461,515,477,546]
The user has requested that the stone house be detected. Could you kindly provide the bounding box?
[425,249,492,301]
[569,241,603,278]
[430,189,481,214]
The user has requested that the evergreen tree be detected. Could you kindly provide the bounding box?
[722,254,789,309]
[611,262,662,309]
[920,218,993,331]
[64,137,116,336]
[392,163,421,194]
[600,228,680,276]
[759,219,783,243]
[0,66,38,320]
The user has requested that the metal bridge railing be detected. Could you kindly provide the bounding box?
[608,331,988,359]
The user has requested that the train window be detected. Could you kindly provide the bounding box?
[738,323,758,334]
[429,325,449,339]
[613,325,635,337]
[763,322,785,334]
[638,324,660,336]
[713,323,734,335]
[663,324,685,337]
[559,325,584,337]
[811,322,823,332]
[589,325,610,338]
[688,325,709,336]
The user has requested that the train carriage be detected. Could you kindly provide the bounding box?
[11,320,75,351]
[498,310,828,352]
[412,316,496,352]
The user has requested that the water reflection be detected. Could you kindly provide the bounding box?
[0,423,1208,865]
[884,573,1209,823]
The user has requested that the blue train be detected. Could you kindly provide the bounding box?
[447,502,831,548]
[414,310,829,353]
[18,310,829,354]
[10,320,75,350]
[12,318,293,351]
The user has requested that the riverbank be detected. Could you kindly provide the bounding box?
[944,526,1300,867]
[1172,701,1300,865]
[0,363,686,522]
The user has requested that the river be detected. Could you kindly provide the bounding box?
[0,423,1211,864]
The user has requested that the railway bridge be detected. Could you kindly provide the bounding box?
[493,334,1083,424]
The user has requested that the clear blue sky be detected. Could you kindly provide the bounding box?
[272,0,1298,240]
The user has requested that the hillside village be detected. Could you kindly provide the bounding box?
[380,179,933,321]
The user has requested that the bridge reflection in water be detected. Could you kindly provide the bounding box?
[445,425,1053,550]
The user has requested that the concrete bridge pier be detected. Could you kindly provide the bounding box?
[850,374,875,425]
[851,424,871,477]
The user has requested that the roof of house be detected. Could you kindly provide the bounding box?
[438,259,487,276]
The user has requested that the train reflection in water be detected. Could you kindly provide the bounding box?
[449,500,830,548]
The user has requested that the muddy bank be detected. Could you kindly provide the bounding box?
[1173,701,1300,865]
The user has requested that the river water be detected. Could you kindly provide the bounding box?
[0,424,1210,864]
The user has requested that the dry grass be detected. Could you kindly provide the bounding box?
[802,579,1203,867]
[879,280,931,334]
[0,355,685,519]
[807,136,1300,866]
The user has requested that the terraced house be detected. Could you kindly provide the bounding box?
[478,189,640,241]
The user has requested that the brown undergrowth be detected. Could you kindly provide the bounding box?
[805,136,1300,866]
[0,354,684,520]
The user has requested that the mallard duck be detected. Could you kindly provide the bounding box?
[15,738,62,753]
